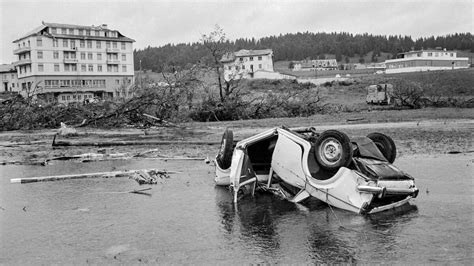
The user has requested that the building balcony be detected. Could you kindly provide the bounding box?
[106,60,120,64]
[63,59,78,64]
[106,48,120,53]
[14,59,32,66]
[13,46,31,55]
[63,47,78,52]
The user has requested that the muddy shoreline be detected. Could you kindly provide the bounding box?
[0,115,472,166]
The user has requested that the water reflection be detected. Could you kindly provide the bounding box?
[215,186,420,263]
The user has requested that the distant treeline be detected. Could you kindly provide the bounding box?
[134,32,473,72]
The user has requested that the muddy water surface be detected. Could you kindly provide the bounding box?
[0,154,472,264]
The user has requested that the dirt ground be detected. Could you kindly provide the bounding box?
[0,107,472,165]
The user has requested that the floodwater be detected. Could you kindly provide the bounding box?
[0,154,472,264]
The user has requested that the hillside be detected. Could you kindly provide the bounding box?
[134,32,473,72]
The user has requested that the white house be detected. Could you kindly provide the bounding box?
[0,64,18,92]
[384,48,469,74]
[221,49,275,80]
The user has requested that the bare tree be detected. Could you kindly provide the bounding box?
[201,24,245,102]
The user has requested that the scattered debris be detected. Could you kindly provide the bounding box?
[57,122,78,136]
[143,113,180,127]
[129,170,170,185]
[346,117,365,122]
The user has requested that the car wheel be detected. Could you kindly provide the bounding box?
[216,128,233,169]
[367,132,396,163]
[315,130,353,171]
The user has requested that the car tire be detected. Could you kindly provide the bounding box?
[216,128,233,169]
[367,132,396,163]
[315,130,353,171]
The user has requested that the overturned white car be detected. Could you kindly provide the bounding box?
[214,127,418,214]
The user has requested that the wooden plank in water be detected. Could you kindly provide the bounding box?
[10,169,179,184]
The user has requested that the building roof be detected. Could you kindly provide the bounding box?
[0,64,16,73]
[221,49,273,63]
[13,22,135,42]
[234,49,273,57]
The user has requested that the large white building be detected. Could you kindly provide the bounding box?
[12,22,135,103]
[221,49,275,80]
[384,49,469,74]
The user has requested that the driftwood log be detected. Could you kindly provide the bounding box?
[10,169,179,184]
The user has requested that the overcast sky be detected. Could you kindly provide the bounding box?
[0,0,472,64]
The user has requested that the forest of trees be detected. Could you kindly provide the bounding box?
[133,32,473,72]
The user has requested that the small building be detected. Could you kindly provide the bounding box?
[293,59,338,71]
[0,64,18,92]
[384,49,469,74]
[221,49,275,80]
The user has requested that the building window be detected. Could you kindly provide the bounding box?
[81,52,85,60]
[106,41,111,48]
[81,64,86,72]
[36,37,42,47]
[121,43,126,50]
[53,51,59,59]
[113,65,118,72]
[61,28,67,34]
[259,64,262,69]
[51,28,57,34]
[54,64,60,72]
[78,29,83,35]
[96,41,101,49]
[435,52,439,57]
[38,64,44,72]
[250,57,254,61]
[115,79,120,85]
[64,64,70,71]
[242,65,245,70]
[53,39,58,47]
[427,52,432,56]
[68,29,74,34]
[239,58,243,62]
[98,65,102,72]
[122,65,127,72]
[88,53,93,60]
[70,40,75,48]
[121,54,126,61]
[63,39,68,47]
[258,56,262,60]
[86,30,91,36]
[37,51,43,59]
[450,53,454,57]
[70,52,76,59]
[63,52,69,59]
[112,42,117,48]
[88,64,93,71]
[97,53,102,60]
[71,64,77,71]
[87,41,92,48]
[80,40,85,48]
[95,30,99,36]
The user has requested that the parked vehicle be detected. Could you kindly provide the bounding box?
[214,127,418,214]
[366,84,393,105]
